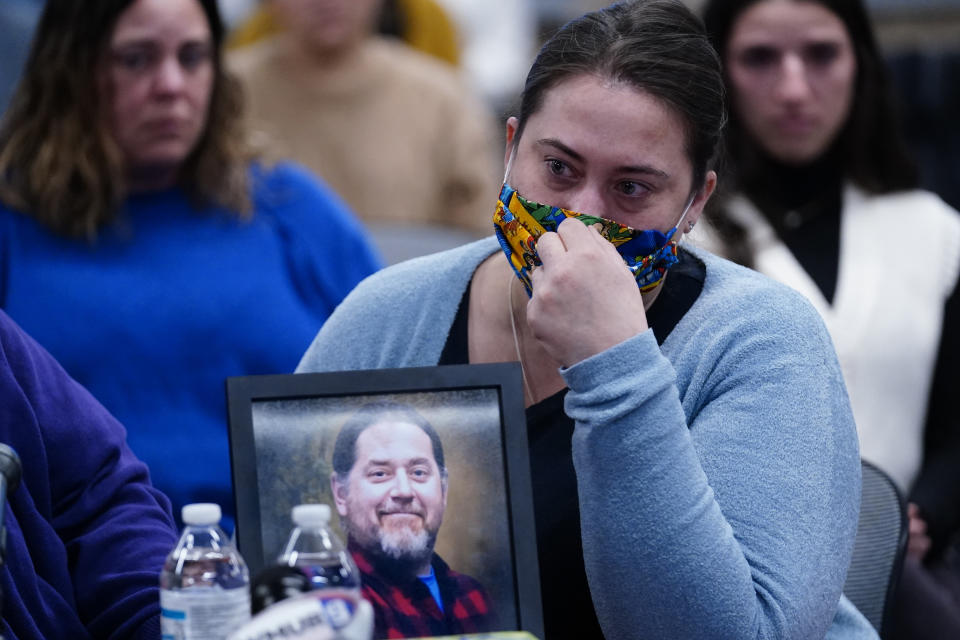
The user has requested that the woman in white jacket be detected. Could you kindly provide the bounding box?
[696,1,960,636]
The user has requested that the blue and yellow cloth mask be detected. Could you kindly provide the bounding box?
[493,183,695,296]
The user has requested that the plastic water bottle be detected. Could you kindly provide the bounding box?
[280,504,361,591]
[160,503,251,639]
[277,504,360,628]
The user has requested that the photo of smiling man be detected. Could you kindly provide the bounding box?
[330,401,499,639]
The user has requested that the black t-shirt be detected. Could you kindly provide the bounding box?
[439,249,706,638]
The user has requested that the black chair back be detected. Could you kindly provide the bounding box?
[843,459,908,636]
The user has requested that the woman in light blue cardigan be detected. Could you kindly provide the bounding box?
[299,1,874,637]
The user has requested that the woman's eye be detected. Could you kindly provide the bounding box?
[179,44,212,70]
[739,46,778,68]
[805,43,839,66]
[617,181,647,197]
[547,159,569,176]
[114,49,154,71]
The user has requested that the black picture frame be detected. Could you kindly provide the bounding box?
[226,362,542,638]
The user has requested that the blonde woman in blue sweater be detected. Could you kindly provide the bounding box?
[0,0,380,531]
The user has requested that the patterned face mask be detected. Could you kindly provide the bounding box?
[493,182,695,296]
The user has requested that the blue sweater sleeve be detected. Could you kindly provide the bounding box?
[563,285,863,639]
[0,311,178,640]
[252,162,383,321]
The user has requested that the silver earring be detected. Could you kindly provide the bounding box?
[687,220,696,232]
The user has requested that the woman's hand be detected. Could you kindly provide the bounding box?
[907,502,932,561]
[526,218,649,367]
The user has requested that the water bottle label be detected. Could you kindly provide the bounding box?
[317,593,355,629]
[161,587,251,640]
[226,590,359,640]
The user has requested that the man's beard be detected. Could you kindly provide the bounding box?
[378,525,438,568]
[345,516,439,574]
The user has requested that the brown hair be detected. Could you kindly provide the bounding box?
[332,401,447,484]
[0,0,254,239]
[514,0,726,194]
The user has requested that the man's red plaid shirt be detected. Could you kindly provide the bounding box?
[351,545,499,639]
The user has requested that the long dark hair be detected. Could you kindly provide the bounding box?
[0,0,253,239]
[513,0,726,195]
[703,0,917,204]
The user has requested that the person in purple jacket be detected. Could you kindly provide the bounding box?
[0,309,178,639]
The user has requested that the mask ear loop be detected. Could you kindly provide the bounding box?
[503,143,518,185]
[666,192,698,242]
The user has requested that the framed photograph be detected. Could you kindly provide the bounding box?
[226,363,542,638]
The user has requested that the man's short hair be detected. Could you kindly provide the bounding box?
[332,401,446,481]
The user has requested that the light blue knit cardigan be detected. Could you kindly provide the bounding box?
[299,237,878,639]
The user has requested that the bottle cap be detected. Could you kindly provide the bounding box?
[182,503,222,525]
[292,503,331,527]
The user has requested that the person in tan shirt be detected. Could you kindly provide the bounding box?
[229,0,501,260]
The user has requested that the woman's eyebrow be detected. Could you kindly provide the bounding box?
[536,137,670,179]
[536,138,585,162]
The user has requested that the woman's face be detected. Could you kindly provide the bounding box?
[99,0,214,182]
[725,0,857,165]
[272,0,383,56]
[505,73,714,234]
